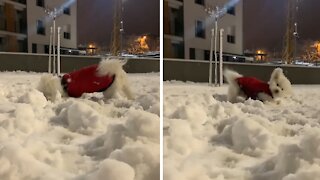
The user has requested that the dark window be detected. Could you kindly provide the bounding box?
[32,43,37,53]
[204,50,210,60]
[195,20,205,38]
[64,32,71,39]
[227,7,235,15]
[190,48,195,59]
[36,0,45,7]
[63,7,70,15]
[12,0,26,4]
[18,39,27,52]
[44,45,49,54]
[195,0,204,6]
[227,35,235,44]
[37,20,45,35]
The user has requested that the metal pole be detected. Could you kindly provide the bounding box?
[209,29,214,86]
[120,20,123,56]
[48,26,53,73]
[52,18,56,75]
[219,29,224,86]
[293,22,298,62]
[57,27,61,76]
[214,16,218,86]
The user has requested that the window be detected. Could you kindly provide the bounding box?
[37,20,45,35]
[63,24,71,39]
[44,45,48,54]
[190,48,195,59]
[64,32,71,39]
[227,7,235,15]
[32,43,37,53]
[11,0,26,4]
[18,39,27,52]
[227,26,236,44]
[63,7,70,15]
[195,20,205,38]
[204,50,210,60]
[195,0,204,6]
[227,35,235,44]
[0,37,4,51]
[36,0,45,7]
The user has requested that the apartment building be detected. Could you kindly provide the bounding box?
[0,0,77,53]
[0,0,27,52]
[164,0,243,61]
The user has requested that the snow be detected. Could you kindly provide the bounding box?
[164,81,320,180]
[0,71,159,180]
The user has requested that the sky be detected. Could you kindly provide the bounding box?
[76,0,320,54]
[244,0,320,53]
[77,0,159,47]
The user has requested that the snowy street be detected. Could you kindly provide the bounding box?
[0,72,159,180]
[164,81,320,180]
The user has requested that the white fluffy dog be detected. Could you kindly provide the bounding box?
[224,68,292,103]
[38,58,134,101]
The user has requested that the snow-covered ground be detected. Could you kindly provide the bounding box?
[164,81,320,180]
[0,71,159,180]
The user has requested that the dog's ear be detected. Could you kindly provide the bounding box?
[271,68,283,80]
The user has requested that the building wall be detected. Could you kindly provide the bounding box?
[27,0,77,53]
[164,58,320,84]
[0,0,27,52]
[0,52,159,73]
[184,0,243,60]
[164,0,243,60]
[163,0,184,59]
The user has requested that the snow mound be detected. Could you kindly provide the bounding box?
[18,89,47,108]
[0,72,159,180]
[252,131,320,180]
[85,159,135,180]
[216,117,275,155]
[164,81,320,180]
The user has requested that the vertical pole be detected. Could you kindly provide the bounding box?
[293,22,298,62]
[48,26,53,73]
[52,18,56,75]
[209,29,214,86]
[57,27,61,76]
[219,29,224,86]
[214,17,218,86]
[120,21,123,56]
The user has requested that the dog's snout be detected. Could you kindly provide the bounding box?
[274,89,279,93]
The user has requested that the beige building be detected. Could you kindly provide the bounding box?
[0,0,77,53]
[164,0,243,61]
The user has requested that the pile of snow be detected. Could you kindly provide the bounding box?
[164,81,320,180]
[0,71,159,180]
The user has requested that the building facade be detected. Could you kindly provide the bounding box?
[0,0,77,53]
[0,0,27,52]
[164,0,243,61]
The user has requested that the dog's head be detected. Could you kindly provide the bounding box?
[268,68,293,98]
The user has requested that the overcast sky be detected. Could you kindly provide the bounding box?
[77,0,320,53]
[244,0,320,53]
[77,0,159,47]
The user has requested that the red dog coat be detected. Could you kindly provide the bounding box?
[61,64,115,97]
[236,77,273,100]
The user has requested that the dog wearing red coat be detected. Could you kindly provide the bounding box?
[224,68,292,103]
[38,58,134,101]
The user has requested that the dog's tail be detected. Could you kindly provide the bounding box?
[223,69,242,85]
[38,74,64,101]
